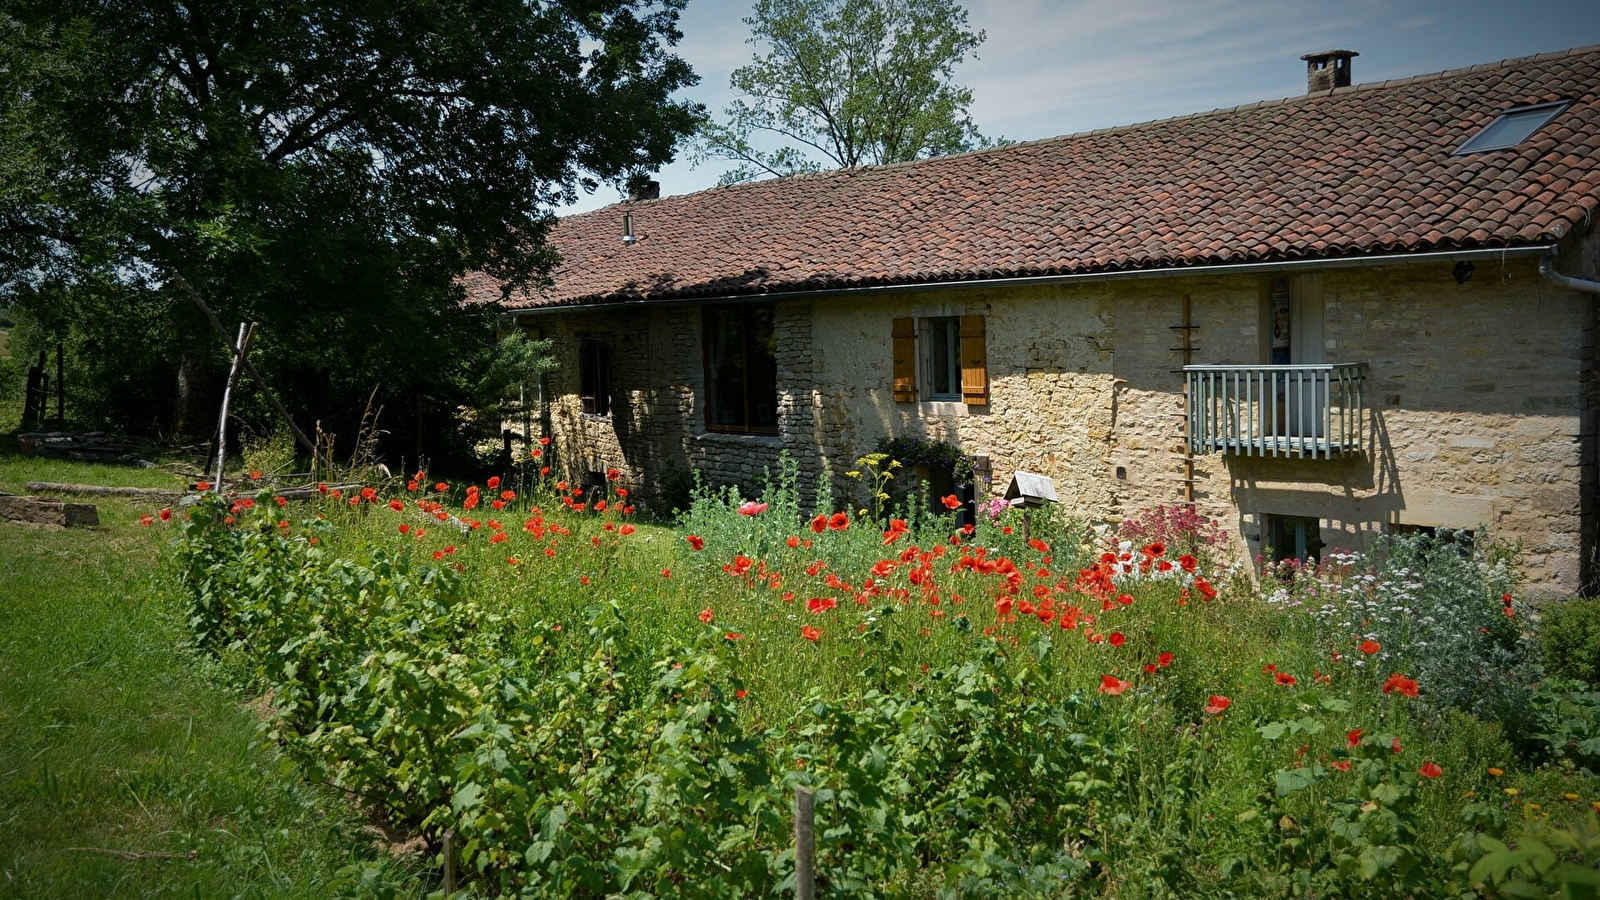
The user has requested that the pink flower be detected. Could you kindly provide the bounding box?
[738,501,769,517]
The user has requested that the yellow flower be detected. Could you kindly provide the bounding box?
[858,509,868,517]
[1503,787,1520,797]
[1487,767,1504,777]
[1565,793,1581,801]
[1527,803,1540,810]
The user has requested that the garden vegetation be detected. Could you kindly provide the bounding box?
[158,453,1600,898]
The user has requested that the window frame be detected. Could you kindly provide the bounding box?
[702,303,779,435]
[578,338,611,418]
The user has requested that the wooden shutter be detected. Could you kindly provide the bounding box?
[960,315,988,405]
[892,317,917,402]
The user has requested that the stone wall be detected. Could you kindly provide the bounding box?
[524,255,1597,593]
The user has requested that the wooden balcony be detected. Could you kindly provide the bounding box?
[1184,364,1367,458]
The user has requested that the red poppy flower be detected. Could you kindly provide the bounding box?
[1392,737,1403,754]
[787,535,800,548]
[660,568,671,578]
[1028,538,1050,552]
[539,436,551,446]
[1274,671,1298,686]
[686,534,705,551]
[490,532,507,544]
[1331,760,1351,772]
[435,482,448,492]
[737,501,768,516]
[157,507,172,522]
[540,467,550,476]
[1418,761,1442,779]
[801,625,821,642]
[197,480,213,491]
[399,524,411,534]
[829,512,850,531]
[606,468,621,481]
[1346,728,1363,747]
[806,597,837,614]
[1194,577,1218,601]
[487,476,500,489]
[1178,554,1198,572]
[941,494,962,510]
[1158,652,1173,668]
[1359,639,1380,654]
[1097,674,1131,696]
[620,524,635,536]
[432,550,445,560]
[698,607,714,624]
[389,499,404,512]
[810,514,828,533]
[724,632,743,641]
[1204,695,1231,714]
[1381,673,1419,697]
[735,688,748,699]
[138,514,154,526]
[1109,632,1126,648]
[1144,663,1157,674]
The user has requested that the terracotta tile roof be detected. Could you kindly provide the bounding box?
[475,45,1600,310]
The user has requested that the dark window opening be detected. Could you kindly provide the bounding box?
[704,304,778,433]
[1392,524,1475,558]
[1266,514,1323,565]
[579,340,611,417]
[927,317,962,399]
[1454,101,1570,155]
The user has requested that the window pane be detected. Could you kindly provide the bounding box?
[706,308,747,427]
[1457,102,1567,154]
[747,306,778,428]
[930,317,959,398]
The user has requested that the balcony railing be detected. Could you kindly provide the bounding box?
[1184,364,1367,458]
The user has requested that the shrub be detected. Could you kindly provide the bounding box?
[1541,596,1600,685]
[1292,533,1538,737]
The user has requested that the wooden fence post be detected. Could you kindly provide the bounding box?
[442,829,457,896]
[795,785,816,900]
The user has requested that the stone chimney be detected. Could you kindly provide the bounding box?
[1300,50,1357,93]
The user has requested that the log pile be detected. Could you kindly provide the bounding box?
[16,432,154,467]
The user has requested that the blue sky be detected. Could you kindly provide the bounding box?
[564,0,1600,214]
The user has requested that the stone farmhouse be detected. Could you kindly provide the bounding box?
[468,46,1600,595]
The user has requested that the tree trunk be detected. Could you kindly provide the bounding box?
[171,303,215,438]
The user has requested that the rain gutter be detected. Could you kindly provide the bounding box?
[510,244,1560,318]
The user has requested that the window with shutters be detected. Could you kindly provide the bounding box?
[578,339,610,417]
[891,314,988,405]
[703,304,778,433]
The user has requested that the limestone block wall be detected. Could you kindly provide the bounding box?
[806,284,1118,516]
[526,255,1596,592]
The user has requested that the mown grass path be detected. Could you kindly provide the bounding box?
[0,455,420,898]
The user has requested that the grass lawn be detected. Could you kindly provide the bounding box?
[0,450,423,898]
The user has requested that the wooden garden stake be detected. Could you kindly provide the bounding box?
[795,785,816,900]
[443,829,457,896]
[213,322,257,494]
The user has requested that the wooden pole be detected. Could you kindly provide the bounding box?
[168,268,321,471]
[795,785,816,900]
[442,830,457,896]
[214,323,257,494]
[55,342,64,427]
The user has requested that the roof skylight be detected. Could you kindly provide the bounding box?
[1454,100,1570,155]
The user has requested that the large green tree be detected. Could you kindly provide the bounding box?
[0,0,699,463]
[696,0,987,184]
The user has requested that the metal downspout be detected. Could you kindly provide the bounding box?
[1540,256,1600,294]
[1542,254,1600,592]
